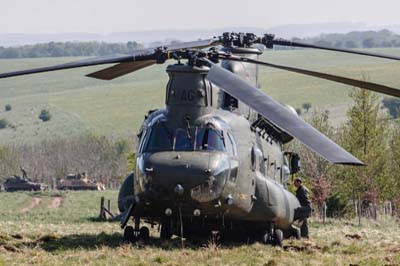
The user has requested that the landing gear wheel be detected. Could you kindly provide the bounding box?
[139,226,150,243]
[123,226,136,243]
[262,231,272,244]
[273,229,283,247]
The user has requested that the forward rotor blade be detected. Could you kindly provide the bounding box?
[0,38,221,80]
[86,60,157,80]
[222,56,400,98]
[85,38,222,80]
[0,51,155,79]
[272,38,400,61]
[206,63,364,165]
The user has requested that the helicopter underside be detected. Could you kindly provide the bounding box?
[118,169,301,244]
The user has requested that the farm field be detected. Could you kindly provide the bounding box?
[0,191,399,266]
[1,48,400,144]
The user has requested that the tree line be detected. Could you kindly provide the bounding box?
[293,88,400,220]
[274,29,400,50]
[0,41,143,58]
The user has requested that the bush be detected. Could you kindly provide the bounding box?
[5,104,11,111]
[302,102,312,112]
[326,192,350,218]
[39,109,51,122]
[0,118,9,129]
[382,97,400,118]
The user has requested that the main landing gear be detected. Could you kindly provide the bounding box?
[261,225,284,247]
[123,216,150,243]
[160,217,173,240]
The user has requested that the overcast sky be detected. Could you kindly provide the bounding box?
[0,0,399,34]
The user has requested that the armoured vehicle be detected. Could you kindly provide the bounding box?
[2,32,400,246]
[57,173,105,190]
[3,176,47,192]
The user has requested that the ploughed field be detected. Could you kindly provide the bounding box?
[0,190,399,266]
[1,48,400,144]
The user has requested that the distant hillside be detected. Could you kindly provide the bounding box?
[267,22,367,39]
[303,29,400,48]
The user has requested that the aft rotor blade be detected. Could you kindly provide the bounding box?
[222,56,400,98]
[167,38,222,50]
[206,63,364,165]
[272,38,400,61]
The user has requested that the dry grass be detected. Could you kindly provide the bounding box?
[0,191,399,265]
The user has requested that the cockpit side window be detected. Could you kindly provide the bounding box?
[138,129,148,153]
[226,132,238,156]
[144,126,174,152]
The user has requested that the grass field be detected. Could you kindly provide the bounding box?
[0,191,399,266]
[1,48,400,144]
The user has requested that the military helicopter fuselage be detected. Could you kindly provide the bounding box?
[118,47,301,240]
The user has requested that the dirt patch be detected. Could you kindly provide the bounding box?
[32,234,60,245]
[284,241,322,253]
[387,246,400,253]
[48,197,63,209]
[0,244,20,253]
[10,234,22,240]
[20,197,41,213]
[345,234,362,240]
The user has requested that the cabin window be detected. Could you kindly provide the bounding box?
[251,147,257,171]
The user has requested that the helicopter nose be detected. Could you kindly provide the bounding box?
[139,151,229,200]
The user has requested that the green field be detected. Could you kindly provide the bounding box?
[1,48,400,144]
[0,191,399,266]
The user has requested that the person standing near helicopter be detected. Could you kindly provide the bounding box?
[294,178,312,238]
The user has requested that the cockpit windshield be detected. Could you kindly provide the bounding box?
[195,128,225,151]
[144,126,226,152]
[145,126,174,152]
[175,129,195,151]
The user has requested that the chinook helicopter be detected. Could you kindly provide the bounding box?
[1,32,400,246]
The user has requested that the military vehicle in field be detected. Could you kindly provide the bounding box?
[3,176,48,192]
[57,173,105,191]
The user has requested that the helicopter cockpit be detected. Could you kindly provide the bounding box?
[135,117,239,206]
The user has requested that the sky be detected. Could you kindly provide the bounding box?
[0,0,400,34]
